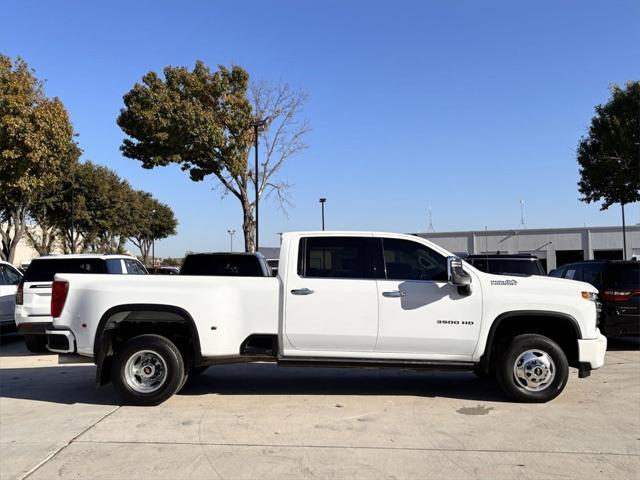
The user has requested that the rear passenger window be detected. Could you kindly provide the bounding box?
[106,259,124,274]
[382,238,447,281]
[300,237,373,279]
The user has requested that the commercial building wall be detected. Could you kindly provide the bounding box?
[415,225,640,272]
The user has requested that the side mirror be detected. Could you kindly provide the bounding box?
[447,256,471,286]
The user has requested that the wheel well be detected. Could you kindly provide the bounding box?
[94,305,201,386]
[482,314,580,372]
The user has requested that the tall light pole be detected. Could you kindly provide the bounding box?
[151,209,156,268]
[319,198,326,230]
[252,117,269,252]
[227,229,236,252]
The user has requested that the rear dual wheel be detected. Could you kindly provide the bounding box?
[111,334,185,406]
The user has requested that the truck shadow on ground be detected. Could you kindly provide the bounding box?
[605,336,640,351]
[180,364,513,402]
[2,334,635,407]
[0,362,511,405]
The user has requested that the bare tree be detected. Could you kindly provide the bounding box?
[209,82,310,251]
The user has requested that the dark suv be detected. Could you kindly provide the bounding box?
[465,254,546,276]
[550,261,639,336]
[180,253,272,277]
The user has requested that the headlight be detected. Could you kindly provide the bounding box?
[581,291,598,302]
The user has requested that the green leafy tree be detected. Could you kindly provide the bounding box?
[0,54,80,262]
[578,81,640,219]
[128,190,177,265]
[117,61,308,252]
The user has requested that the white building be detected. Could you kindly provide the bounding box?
[415,225,640,272]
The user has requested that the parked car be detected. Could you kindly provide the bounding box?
[465,254,546,276]
[0,261,23,333]
[15,254,147,352]
[46,231,605,405]
[180,252,272,276]
[550,260,639,336]
[148,266,180,275]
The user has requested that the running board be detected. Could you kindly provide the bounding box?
[277,356,476,371]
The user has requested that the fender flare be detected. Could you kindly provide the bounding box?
[479,310,582,372]
[94,304,202,386]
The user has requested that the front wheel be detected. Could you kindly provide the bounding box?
[111,334,185,406]
[496,334,569,403]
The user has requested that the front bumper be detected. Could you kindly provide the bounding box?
[45,329,76,354]
[578,330,607,369]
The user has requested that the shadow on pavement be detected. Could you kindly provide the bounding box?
[606,336,640,351]
[0,365,121,406]
[3,338,637,407]
[180,362,512,402]
[0,333,56,357]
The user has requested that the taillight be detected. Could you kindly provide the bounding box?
[51,281,69,318]
[600,289,640,302]
[16,281,24,305]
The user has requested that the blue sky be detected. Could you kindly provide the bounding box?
[2,0,639,256]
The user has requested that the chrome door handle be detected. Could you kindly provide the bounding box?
[291,288,314,295]
[382,291,406,298]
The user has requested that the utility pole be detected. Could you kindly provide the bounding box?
[227,229,236,252]
[319,198,326,230]
[151,209,156,268]
[622,203,627,260]
[520,200,526,229]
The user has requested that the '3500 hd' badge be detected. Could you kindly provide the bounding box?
[490,279,518,286]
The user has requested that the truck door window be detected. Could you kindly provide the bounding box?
[300,237,373,279]
[382,238,447,281]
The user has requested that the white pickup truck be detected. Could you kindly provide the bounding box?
[46,232,607,405]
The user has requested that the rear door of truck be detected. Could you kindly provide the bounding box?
[283,235,379,353]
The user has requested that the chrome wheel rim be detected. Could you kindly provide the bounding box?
[124,350,168,394]
[513,349,556,392]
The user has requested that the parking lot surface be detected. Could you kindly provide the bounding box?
[1,334,639,480]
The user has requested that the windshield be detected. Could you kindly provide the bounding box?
[24,258,106,282]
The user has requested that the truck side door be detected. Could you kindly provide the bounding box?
[283,236,379,353]
[375,237,482,357]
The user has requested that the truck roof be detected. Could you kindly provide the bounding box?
[32,253,138,261]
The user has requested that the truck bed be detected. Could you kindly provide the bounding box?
[54,273,280,358]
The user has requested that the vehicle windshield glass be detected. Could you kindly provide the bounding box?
[604,263,640,289]
[470,258,543,276]
[23,258,106,282]
[181,255,262,276]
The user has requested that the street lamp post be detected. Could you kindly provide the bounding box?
[227,229,236,252]
[319,198,326,231]
[252,117,269,252]
[151,209,156,268]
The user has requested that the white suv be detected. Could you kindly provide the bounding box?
[0,261,23,333]
[16,254,147,352]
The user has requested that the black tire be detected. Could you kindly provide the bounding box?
[24,334,48,353]
[496,334,569,403]
[111,334,185,406]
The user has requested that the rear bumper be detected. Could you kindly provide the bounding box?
[578,331,607,370]
[17,322,52,335]
[45,329,76,354]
